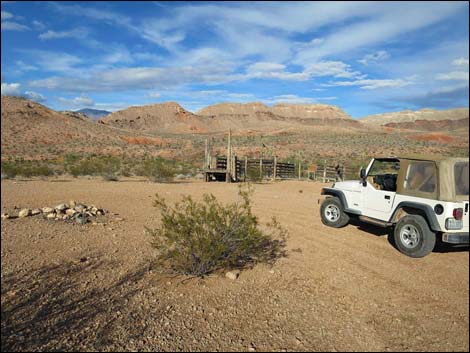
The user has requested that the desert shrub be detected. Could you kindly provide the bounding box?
[246,167,263,182]
[0,162,54,178]
[99,156,121,181]
[141,157,175,182]
[147,187,287,277]
[1,163,19,179]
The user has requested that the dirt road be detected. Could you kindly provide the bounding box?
[1,178,468,351]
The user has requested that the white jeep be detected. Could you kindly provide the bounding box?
[320,156,469,257]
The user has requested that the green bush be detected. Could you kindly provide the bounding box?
[246,167,263,182]
[147,187,287,277]
[0,162,54,178]
[141,157,175,182]
[1,163,19,179]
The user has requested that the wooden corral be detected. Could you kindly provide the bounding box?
[204,131,348,183]
[204,130,296,182]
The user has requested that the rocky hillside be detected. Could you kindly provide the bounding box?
[198,102,352,120]
[360,108,469,130]
[100,102,210,134]
[100,102,358,134]
[0,96,129,159]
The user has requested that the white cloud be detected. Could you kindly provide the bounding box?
[51,3,133,29]
[1,83,46,102]
[324,78,412,90]
[147,92,161,98]
[39,28,88,40]
[245,62,309,81]
[295,2,464,63]
[24,91,46,102]
[16,60,37,71]
[32,20,45,30]
[1,10,12,19]
[29,64,242,92]
[261,94,338,105]
[452,57,469,67]
[1,82,21,95]
[24,51,83,74]
[58,95,95,107]
[436,71,469,81]
[1,21,29,31]
[305,61,363,79]
[358,50,390,65]
[102,47,133,64]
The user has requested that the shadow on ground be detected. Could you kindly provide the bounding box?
[348,218,469,255]
[1,256,153,352]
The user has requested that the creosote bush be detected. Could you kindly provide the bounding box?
[147,186,287,277]
[141,157,175,183]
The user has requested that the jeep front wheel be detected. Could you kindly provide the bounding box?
[320,197,349,228]
[394,215,436,258]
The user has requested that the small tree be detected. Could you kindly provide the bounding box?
[147,187,287,277]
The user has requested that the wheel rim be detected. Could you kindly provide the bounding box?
[324,204,340,222]
[399,224,421,249]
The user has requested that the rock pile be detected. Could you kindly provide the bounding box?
[2,201,108,224]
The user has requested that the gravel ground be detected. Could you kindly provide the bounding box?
[1,178,468,352]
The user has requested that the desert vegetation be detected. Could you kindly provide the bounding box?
[1,154,196,182]
[147,187,287,277]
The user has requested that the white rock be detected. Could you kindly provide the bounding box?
[65,209,77,216]
[42,207,54,214]
[46,213,56,219]
[18,209,31,218]
[55,204,68,211]
[31,209,42,215]
[225,270,241,280]
[1,213,10,219]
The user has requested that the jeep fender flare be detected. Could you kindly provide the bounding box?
[320,188,361,215]
[389,202,441,232]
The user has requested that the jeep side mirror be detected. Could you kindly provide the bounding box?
[360,168,367,187]
[360,168,366,179]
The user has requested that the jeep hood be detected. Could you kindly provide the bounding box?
[332,180,362,192]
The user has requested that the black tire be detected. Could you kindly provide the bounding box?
[320,197,350,228]
[394,215,436,258]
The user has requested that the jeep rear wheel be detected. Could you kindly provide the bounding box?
[394,215,436,258]
[320,197,350,228]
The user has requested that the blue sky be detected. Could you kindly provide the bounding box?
[1,1,469,118]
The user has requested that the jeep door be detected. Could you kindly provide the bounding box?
[362,159,399,220]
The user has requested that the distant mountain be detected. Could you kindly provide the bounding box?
[76,108,111,119]
[1,96,125,159]
[100,102,209,133]
[198,102,352,120]
[358,108,469,132]
[359,108,469,125]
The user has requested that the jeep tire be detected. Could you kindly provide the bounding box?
[394,215,436,258]
[320,197,350,228]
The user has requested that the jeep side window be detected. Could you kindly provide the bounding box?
[454,162,469,196]
[404,162,437,193]
[367,160,399,191]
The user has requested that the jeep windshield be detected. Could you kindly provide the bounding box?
[454,161,469,196]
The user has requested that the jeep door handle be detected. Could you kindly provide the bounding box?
[384,195,391,200]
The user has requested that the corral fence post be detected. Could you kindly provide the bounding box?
[273,156,277,180]
[244,156,248,182]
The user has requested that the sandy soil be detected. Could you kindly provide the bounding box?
[1,178,468,352]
